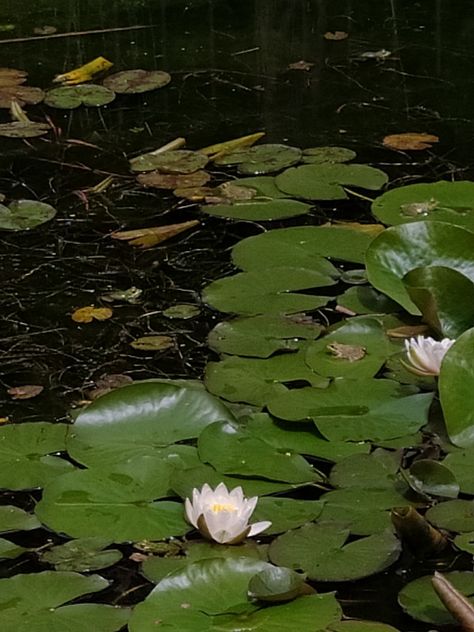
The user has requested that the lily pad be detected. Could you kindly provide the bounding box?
[35,456,189,542]
[137,169,210,189]
[163,304,200,319]
[268,378,433,442]
[231,175,290,198]
[232,224,383,268]
[200,198,312,221]
[439,327,474,447]
[0,199,57,231]
[366,221,474,314]
[0,538,28,559]
[130,149,208,173]
[203,267,335,315]
[275,163,388,200]
[0,506,40,533]
[0,121,50,138]
[44,84,115,109]
[398,571,474,625]
[208,314,322,358]
[0,85,44,108]
[329,450,400,490]
[371,181,474,231]
[248,566,307,602]
[0,571,130,632]
[41,537,122,572]
[302,146,357,164]
[253,497,324,534]
[407,459,459,498]
[330,622,400,632]
[0,422,74,490]
[304,316,392,379]
[103,69,171,93]
[197,421,320,484]
[454,531,474,554]
[215,143,302,175]
[443,448,474,494]
[425,499,474,532]
[67,380,234,468]
[337,286,399,315]
[269,523,401,581]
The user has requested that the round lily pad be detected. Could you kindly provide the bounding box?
[371,181,474,231]
[0,85,44,108]
[0,199,57,231]
[231,176,290,198]
[302,146,357,164]
[130,149,208,174]
[44,84,116,109]
[201,198,312,220]
[103,69,171,94]
[215,143,302,175]
[0,121,50,138]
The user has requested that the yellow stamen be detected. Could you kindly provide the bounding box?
[210,503,236,513]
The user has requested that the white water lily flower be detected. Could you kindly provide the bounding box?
[403,335,455,376]
[184,483,271,544]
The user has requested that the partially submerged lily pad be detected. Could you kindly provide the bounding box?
[137,170,210,189]
[0,199,56,231]
[215,143,302,174]
[0,120,50,137]
[130,149,208,173]
[0,86,44,108]
[302,146,356,164]
[103,69,171,93]
[44,84,115,109]
[200,198,312,221]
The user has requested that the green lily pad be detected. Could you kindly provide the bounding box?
[0,422,74,490]
[231,176,290,198]
[197,421,320,484]
[426,499,474,532]
[232,224,382,268]
[41,537,122,572]
[130,556,341,632]
[201,198,312,220]
[340,268,368,284]
[337,286,399,315]
[329,450,400,490]
[163,304,200,319]
[253,497,324,534]
[454,531,474,554]
[443,448,474,494]
[203,267,335,315]
[0,571,130,632]
[208,314,323,358]
[398,571,474,625]
[403,266,474,338]
[0,121,50,138]
[67,380,234,468]
[268,378,433,442]
[103,69,171,93]
[248,566,307,602]
[0,538,28,559]
[215,143,302,175]
[0,506,40,533]
[366,221,474,314]
[439,327,474,447]
[302,146,356,164]
[205,350,328,407]
[246,413,370,463]
[130,334,174,350]
[35,456,189,542]
[304,316,392,379]
[329,622,401,632]
[407,459,459,498]
[371,181,474,231]
[130,149,208,174]
[269,523,401,581]
[275,164,388,200]
[44,84,115,109]
[0,199,56,231]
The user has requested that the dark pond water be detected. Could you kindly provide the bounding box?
[1,0,474,629]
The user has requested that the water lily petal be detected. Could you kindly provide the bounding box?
[248,520,272,537]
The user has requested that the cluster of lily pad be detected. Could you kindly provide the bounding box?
[2,132,474,630]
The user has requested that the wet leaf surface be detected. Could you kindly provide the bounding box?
[71,305,113,323]
[382,132,439,150]
[130,149,208,173]
[44,83,115,108]
[103,68,171,93]
[0,199,56,230]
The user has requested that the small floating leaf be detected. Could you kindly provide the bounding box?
[130,149,208,173]
[7,384,43,399]
[130,335,174,351]
[103,69,170,93]
[201,198,312,221]
[44,84,115,109]
[111,220,199,248]
[215,143,302,175]
[163,304,200,319]
[137,170,210,189]
[302,146,356,164]
[0,120,49,137]
[41,537,122,572]
[71,306,113,323]
[383,132,438,151]
[0,199,56,231]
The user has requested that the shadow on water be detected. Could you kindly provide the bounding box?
[1,1,474,628]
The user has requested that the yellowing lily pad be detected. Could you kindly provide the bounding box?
[0,121,50,138]
[137,170,210,189]
[71,306,113,323]
[0,199,56,231]
[44,84,116,109]
[103,69,171,93]
[0,85,44,108]
[130,149,208,174]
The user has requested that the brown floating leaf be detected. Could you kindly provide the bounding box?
[137,170,210,190]
[173,186,216,201]
[130,335,174,351]
[0,68,27,86]
[386,324,430,338]
[0,86,44,109]
[111,219,199,249]
[382,132,439,151]
[432,571,474,631]
[86,373,133,400]
[0,120,50,138]
[217,181,257,202]
[287,60,314,71]
[7,385,44,400]
[326,342,366,362]
[391,506,447,557]
[103,69,171,94]
[71,305,113,323]
[33,25,57,35]
[324,30,349,41]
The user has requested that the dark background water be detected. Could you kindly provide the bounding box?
[1,1,473,628]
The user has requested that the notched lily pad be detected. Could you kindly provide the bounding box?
[215,143,302,175]
[41,537,122,572]
[0,199,56,231]
[103,69,171,93]
[302,146,356,164]
[130,149,208,174]
[44,84,116,109]
[137,169,210,189]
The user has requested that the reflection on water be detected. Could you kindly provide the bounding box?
[0,3,473,627]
